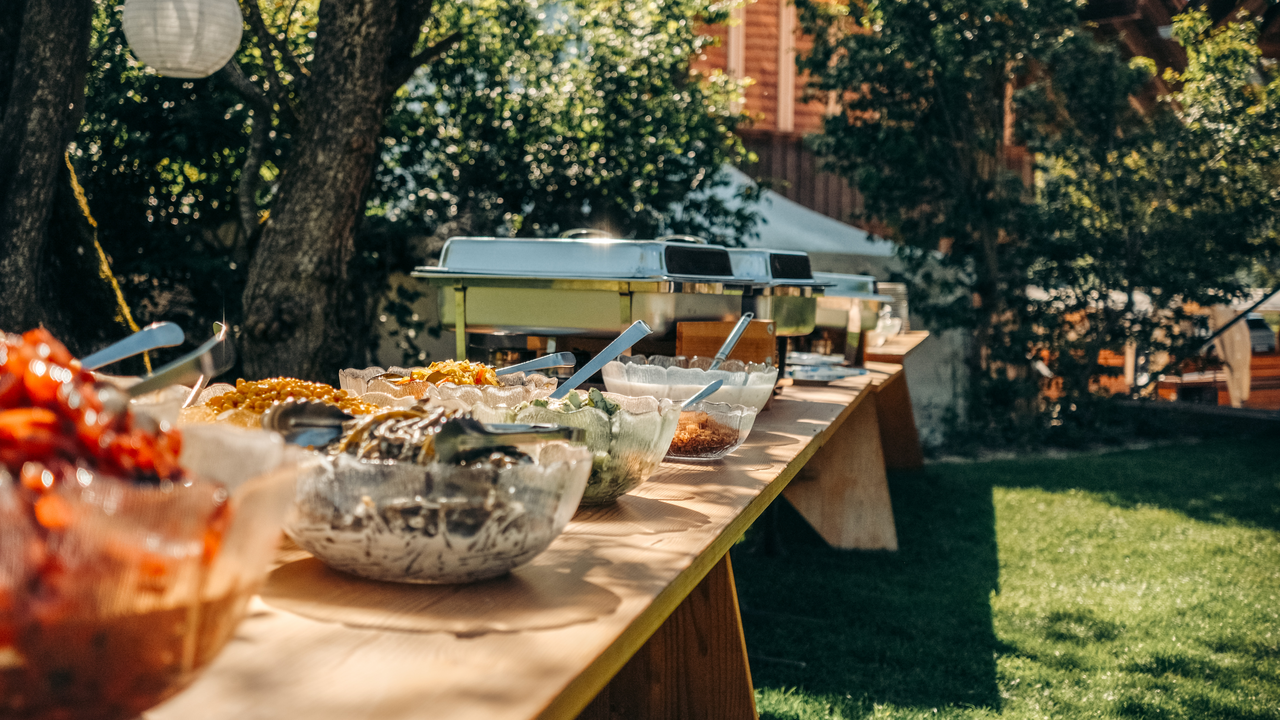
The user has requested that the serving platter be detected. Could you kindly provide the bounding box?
[785,365,870,385]
[785,351,847,367]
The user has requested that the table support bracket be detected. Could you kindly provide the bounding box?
[575,554,758,720]
[782,390,899,551]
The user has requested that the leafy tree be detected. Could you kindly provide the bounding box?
[797,0,1279,442]
[1017,9,1279,430]
[372,0,754,243]
[71,0,754,372]
[0,0,130,356]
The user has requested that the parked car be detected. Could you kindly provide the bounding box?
[1247,313,1277,354]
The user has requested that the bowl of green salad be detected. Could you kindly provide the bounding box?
[465,388,679,506]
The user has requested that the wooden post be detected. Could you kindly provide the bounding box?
[575,554,757,720]
[783,391,898,550]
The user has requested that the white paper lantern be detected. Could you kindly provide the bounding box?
[121,0,244,79]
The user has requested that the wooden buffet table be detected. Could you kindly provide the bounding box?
[147,363,913,720]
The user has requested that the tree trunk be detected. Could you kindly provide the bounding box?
[0,0,95,333]
[240,0,433,381]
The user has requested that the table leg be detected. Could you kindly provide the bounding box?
[782,392,899,550]
[575,554,758,720]
[875,371,924,471]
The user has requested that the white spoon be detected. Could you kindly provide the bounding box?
[707,313,754,371]
[681,379,725,410]
[550,320,653,400]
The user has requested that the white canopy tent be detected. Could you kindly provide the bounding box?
[709,166,897,260]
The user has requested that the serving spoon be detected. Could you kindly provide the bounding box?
[549,320,653,400]
[681,379,725,410]
[707,313,754,371]
[81,322,185,371]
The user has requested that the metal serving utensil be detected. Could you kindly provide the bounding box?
[261,400,355,447]
[495,351,577,376]
[127,324,235,399]
[432,417,586,464]
[681,380,724,410]
[81,322,185,371]
[707,312,754,371]
[550,320,653,400]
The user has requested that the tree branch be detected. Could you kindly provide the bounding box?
[217,62,272,243]
[388,30,462,90]
[239,0,301,125]
[268,0,309,83]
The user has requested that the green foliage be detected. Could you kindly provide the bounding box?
[797,0,1280,444]
[1017,9,1280,428]
[370,0,756,242]
[73,0,312,359]
[74,0,754,365]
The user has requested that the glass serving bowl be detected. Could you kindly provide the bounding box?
[0,425,306,720]
[665,401,759,461]
[338,366,557,407]
[484,391,681,506]
[601,355,778,414]
[285,441,591,584]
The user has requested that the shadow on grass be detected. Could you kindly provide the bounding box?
[732,467,1002,718]
[978,436,1280,533]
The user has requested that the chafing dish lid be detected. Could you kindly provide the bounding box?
[422,237,737,281]
[727,249,826,286]
[812,272,892,301]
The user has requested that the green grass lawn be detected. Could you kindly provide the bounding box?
[732,437,1280,720]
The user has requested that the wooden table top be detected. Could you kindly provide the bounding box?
[146,367,900,720]
[864,330,930,363]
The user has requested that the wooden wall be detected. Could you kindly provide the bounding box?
[737,131,863,225]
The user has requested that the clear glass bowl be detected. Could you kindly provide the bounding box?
[601,355,778,414]
[498,392,681,506]
[285,442,591,584]
[0,425,307,720]
[338,366,557,406]
[665,401,758,461]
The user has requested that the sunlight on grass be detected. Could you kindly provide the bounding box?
[734,438,1280,720]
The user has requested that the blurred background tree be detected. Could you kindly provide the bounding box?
[63,0,754,375]
[796,0,1279,445]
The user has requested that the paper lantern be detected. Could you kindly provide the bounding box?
[121,0,244,79]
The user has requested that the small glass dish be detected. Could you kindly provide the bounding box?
[285,442,592,584]
[665,401,758,461]
[0,425,307,720]
[601,355,778,414]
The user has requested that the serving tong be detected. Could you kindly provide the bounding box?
[126,323,234,405]
[260,401,585,461]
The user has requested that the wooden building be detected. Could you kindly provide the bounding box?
[692,0,1280,226]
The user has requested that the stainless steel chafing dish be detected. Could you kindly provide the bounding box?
[727,249,827,337]
[413,237,743,358]
[811,272,892,333]
[411,237,826,359]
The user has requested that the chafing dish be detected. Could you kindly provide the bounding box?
[411,238,827,360]
[811,272,892,333]
[727,249,826,337]
[412,237,745,358]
